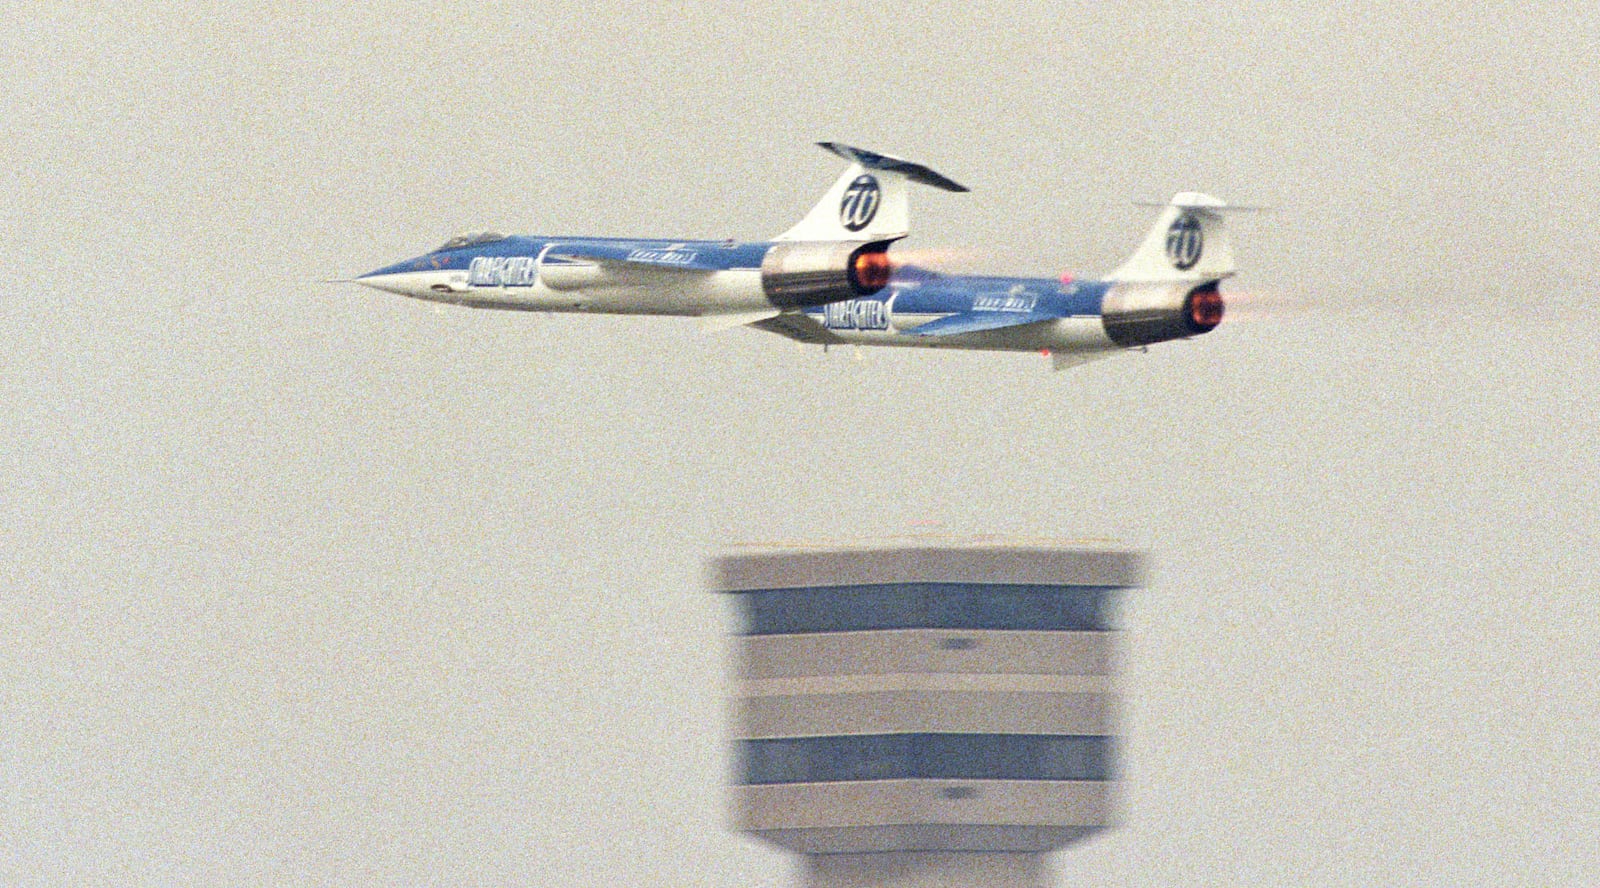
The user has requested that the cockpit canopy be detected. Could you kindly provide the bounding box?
[434,231,508,251]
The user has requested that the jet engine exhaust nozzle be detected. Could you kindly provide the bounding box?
[761,241,894,309]
[1186,283,1225,332]
[1101,280,1225,348]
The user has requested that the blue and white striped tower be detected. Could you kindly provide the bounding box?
[712,541,1143,888]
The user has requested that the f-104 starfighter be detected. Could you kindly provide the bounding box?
[352,143,1236,370]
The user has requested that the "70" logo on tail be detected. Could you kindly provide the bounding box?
[839,175,881,232]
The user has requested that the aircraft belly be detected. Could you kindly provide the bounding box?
[1037,317,1119,352]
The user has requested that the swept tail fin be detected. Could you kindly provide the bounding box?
[775,143,967,242]
[1107,192,1236,283]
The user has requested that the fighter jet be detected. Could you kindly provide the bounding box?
[352,143,1235,370]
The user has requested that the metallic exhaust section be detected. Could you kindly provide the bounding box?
[761,241,893,309]
[1101,280,1225,348]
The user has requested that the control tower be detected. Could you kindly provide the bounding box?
[710,541,1142,888]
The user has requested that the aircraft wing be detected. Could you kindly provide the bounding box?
[750,312,846,344]
[907,309,1069,337]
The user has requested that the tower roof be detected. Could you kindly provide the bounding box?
[710,539,1146,591]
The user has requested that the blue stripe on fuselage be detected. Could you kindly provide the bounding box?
[804,265,1108,330]
[361,236,771,279]
[889,268,1108,317]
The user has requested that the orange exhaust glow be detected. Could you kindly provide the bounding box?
[852,249,893,291]
[1189,288,1225,329]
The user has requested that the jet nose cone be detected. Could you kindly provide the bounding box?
[354,270,411,296]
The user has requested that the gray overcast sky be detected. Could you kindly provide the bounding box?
[4,3,1598,885]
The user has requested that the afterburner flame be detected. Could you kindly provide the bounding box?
[851,249,892,291]
[1188,288,1225,329]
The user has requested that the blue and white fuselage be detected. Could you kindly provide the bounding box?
[359,235,776,316]
[789,266,1119,366]
[352,144,1237,370]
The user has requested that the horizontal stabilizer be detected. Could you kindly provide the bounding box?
[816,143,969,193]
[1132,197,1270,212]
[908,308,1066,337]
[777,144,967,241]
